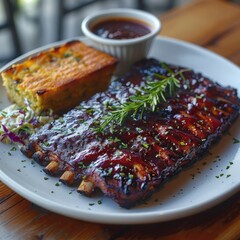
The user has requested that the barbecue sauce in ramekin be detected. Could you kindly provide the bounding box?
[91,18,151,40]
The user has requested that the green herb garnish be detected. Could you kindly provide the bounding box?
[233,137,240,144]
[10,146,17,151]
[142,142,149,149]
[64,52,71,58]
[180,141,186,146]
[96,66,189,133]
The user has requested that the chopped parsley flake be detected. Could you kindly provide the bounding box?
[43,142,50,147]
[128,174,134,179]
[121,142,128,148]
[10,146,17,151]
[180,141,186,146]
[142,142,149,148]
[232,138,240,144]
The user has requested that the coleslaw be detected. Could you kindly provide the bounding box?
[0,104,53,145]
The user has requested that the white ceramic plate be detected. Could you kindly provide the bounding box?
[0,37,239,224]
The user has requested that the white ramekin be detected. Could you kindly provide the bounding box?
[81,8,161,75]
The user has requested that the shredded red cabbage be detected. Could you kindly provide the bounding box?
[30,117,40,127]
[1,124,25,145]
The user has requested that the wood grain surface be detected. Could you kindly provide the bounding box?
[161,0,240,65]
[1,0,240,239]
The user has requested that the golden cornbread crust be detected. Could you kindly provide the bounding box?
[1,40,117,114]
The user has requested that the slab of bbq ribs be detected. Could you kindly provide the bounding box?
[21,58,239,208]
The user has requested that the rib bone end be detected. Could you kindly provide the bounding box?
[43,161,59,175]
[60,171,75,185]
[77,180,94,196]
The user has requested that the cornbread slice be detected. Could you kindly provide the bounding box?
[1,40,117,114]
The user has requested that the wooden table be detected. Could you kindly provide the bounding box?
[1,0,240,239]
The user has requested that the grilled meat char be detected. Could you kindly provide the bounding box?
[21,59,239,208]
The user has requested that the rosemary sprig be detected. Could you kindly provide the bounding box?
[96,67,189,133]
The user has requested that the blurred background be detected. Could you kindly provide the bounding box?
[0,0,239,67]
